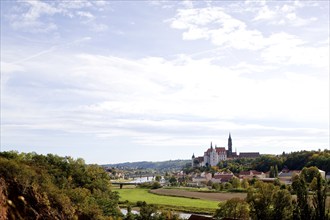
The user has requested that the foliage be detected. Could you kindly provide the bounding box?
[312,174,328,220]
[138,182,162,189]
[301,166,321,183]
[0,151,121,219]
[214,198,249,220]
[269,165,278,178]
[292,174,312,220]
[217,158,254,174]
[247,181,293,220]
[169,176,178,186]
[241,179,249,189]
[251,155,283,172]
[284,150,330,173]
[230,177,241,188]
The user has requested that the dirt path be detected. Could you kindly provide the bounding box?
[150,188,246,201]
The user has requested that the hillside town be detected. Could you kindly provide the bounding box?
[105,135,328,188]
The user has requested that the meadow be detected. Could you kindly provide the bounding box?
[113,187,220,214]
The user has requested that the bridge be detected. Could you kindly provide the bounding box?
[111,181,143,189]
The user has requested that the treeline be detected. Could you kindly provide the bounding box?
[105,160,190,172]
[0,151,121,220]
[205,149,330,174]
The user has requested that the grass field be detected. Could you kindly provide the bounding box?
[150,188,246,201]
[114,188,219,214]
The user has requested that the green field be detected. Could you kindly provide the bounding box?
[114,188,219,214]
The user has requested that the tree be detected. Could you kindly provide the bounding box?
[309,177,318,191]
[214,198,249,220]
[270,165,279,178]
[292,174,311,220]
[312,174,327,220]
[0,152,121,219]
[301,166,320,183]
[272,187,293,220]
[246,181,274,220]
[125,206,136,220]
[241,179,249,189]
[151,181,162,189]
[137,202,158,220]
[252,155,283,172]
[169,176,177,186]
[269,166,275,178]
[246,181,293,220]
[155,175,161,182]
[231,177,241,188]
[224,182,232,190]
[158,210,181,220]
[274,165,278,177]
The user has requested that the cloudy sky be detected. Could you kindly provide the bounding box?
[1,0,329,164]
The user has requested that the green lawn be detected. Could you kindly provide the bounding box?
[114,188,219,214]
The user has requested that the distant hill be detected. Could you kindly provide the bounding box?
[103,159,191,171]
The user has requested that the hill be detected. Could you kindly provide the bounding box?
[0,151,121,219]
[103,159,191,171]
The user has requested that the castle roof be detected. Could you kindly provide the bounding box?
[239,152,260,158]
[215,147,226,153]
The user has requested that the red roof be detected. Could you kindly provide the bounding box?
[196,156,204,162]
[239,171,252,176]
[215,147,226,153]
[213,174,234,179]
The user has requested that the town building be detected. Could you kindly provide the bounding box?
[192,133,260,167]
[238,170,266,179]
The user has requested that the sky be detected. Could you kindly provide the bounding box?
[1,0,329,164]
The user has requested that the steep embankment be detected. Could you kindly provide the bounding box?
[0,178,8,219]
[0,151,121,220]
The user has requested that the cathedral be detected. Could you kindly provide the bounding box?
[191,133,260,167]
[192,133,260,167]
[191,133,238,167]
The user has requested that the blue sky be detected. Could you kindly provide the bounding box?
[1,0,329,164]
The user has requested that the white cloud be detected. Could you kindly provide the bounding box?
[170,7,265,50]
[169,5,329,69]
[76,11,94,19]
[6,0,108,33]
[253,5,276,21]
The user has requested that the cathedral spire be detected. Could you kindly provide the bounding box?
[228,132,232,157]
[210,142,213,149]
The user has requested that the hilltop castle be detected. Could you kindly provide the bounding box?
[191,133,260,167]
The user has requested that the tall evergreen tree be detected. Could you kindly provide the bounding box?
[292,174,311,220]
[312,174,327,220]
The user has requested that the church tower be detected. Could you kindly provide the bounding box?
[227,133,232,157]
[191,153,195,167]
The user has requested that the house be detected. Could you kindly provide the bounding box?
[192,176,206,183]
[278,170,301,184]
[200,172,212,181]
[318,169,326,179]
[239,152,260,158]
[238,170,266,179]
[212,172,234,183]
[326,172,330,180]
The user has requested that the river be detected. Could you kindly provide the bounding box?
[120,208,191,219]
